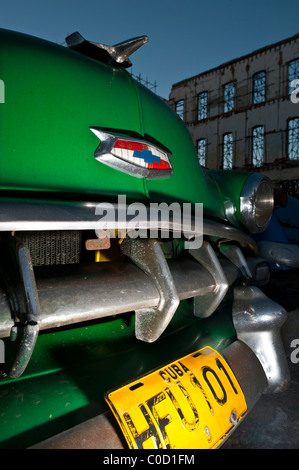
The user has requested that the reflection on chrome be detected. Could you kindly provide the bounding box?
[240,175,274,233]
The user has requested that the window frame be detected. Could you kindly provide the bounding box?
[222,132,234,170]
[197,91,208,121]
[287,117,299,161]
[197,138,206,166]
[175,99,185,120]
[223,81,236,113]
[251,125,265,167]
[288,58,299,96]
[252,71,266,105]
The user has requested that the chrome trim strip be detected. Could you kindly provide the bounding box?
[0,198,257,252]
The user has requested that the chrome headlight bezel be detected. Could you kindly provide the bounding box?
[240,175,274,233]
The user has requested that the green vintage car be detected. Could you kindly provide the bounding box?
[0,29,290,449]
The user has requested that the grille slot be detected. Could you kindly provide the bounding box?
[17,231,82,266]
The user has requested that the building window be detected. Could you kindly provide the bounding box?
[253,71,266,104]
[222,133,233,169]
[252,126,264,167]
[197,139,206,166]
[175,99,184,120]
[288,59,299,95]
[198,92,208,120]
[281,179,299,199]
[224,82,235,113]
[288,118,299,160]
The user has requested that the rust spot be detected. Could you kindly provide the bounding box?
[85,233,111,251]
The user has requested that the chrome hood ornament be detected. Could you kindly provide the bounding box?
[66,32,148,68]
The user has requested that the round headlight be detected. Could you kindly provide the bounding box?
[240,175,274,233]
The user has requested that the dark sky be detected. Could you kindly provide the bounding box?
[1,0,298,98]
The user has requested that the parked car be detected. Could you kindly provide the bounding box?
[0,29,291,449]
[251,192,299,312]
[253,193,299,270]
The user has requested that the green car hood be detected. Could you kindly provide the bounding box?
[0,29,224,219]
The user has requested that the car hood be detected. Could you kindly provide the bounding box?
[0,29,224,219]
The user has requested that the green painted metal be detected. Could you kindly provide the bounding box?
[135,83,225,219]
[0,29,254,226]
[0,28,242,223]
[0,301,235,449]
[205,169,253,230]
[0,29,253,448]
[0,29,145,199]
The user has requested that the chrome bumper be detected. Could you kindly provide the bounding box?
[0,196,257,251]
[0,252,256,338]
[0,198,290,397]
[0,249,290,392]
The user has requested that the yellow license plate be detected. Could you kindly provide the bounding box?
[105,346,247,449]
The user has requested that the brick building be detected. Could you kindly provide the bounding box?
[168,33,299,197]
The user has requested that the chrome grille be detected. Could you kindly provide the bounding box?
[18,231,82,266]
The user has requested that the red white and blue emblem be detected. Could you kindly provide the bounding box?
[90,128,172,179]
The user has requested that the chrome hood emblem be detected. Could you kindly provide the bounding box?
[90,128,173,179]
[66,33,148,68]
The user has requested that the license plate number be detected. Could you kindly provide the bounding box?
[105,346,247,449]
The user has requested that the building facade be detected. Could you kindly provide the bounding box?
[168,33,299,197]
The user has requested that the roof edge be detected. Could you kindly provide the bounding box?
[171,32,299,90]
